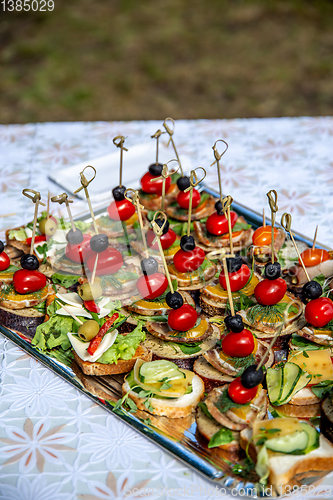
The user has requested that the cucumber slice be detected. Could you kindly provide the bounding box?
[278,362,302,404]
[296,422,320,455]
[280,369,310,405]
[265,430,309,454]
[267,366,283,405]
[139,360,185,384]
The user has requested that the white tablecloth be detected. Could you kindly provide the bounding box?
[0,118,333,500]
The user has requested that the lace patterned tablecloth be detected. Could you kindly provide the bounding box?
[0,118,333,500]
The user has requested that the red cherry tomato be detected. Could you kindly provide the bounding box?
[305,297,333,328]
[65,234,92,264]
[146,228,177,250]
[252,226,279,246]
[168,304,198,331]
[173,247,205,273]
[222,329,255,357]
[107,199,135,222]
[140,171,171,195]
[205,211,238,236]
[0,252,10,271]
[84,300,100,313]
[87,247,123,276]
[136,272,168,300]
[25,235,46,245]
[219,264,251,292]
[254,278,287,306]
[228,378,258,405]
[176,189,201,209]
[300,248,330,267]
[13,269,47,294]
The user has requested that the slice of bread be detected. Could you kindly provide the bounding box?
[193,356,233,392]
[122,372,205,418]
[271,402,321,419]
[240,427,333,496]
[196,407,240,452]
[73,345,152,376]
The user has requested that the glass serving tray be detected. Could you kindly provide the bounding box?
[0,190,332,499]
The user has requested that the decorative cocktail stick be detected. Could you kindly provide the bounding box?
[183,167,206,236]
[151,159,179,212]
[312,225,319,250]
[125,188,149,258]
[266,190,278,264]
[47,191,51,220]
[163,117,184,176]
[263,208,266,227]
[221,250,235,317]
[281,212,310,282]
[90,255,99,285]
[151,129,165,166]
[51,193,76,232]
[221,195,234,256]
[56,300,83,325]
[22,189,46,255]
[211,139,228,205]
[151,211,174,292]
[74,165,99,234]
[113,135,128,188]
[0,213,16,218]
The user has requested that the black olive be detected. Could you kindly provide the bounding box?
[215,200,223,215]
[21,254,39,270]
[177,176,191,191]
[302,280,322,301]
[66,228,84,245]
[241,365,264,389]
[224,314,244,333]
[148,163,163,176]
[112,185,126,201]
[226,255,243,273]
[264,262,281,280]
[166,291,184,309]
[140,256,158,275]
[180,235,195,252]
[154,218,170,235]
[0,240,4,254]
[90,233,109,253]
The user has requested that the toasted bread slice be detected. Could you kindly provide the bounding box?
[271,402,321,419]
[73,345,152,376]
[122,372,205,418]
[193,356,233,392]
[196,407,240,452]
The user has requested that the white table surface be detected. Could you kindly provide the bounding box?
[0,118,333,500]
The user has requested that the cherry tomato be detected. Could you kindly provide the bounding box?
[254,277,287,306]
[300,248,330,267]
[176,189,201,209]
[0,252,10,271]
[252,226,279,246]
[84,300,100,313]
[168,304,197,331]
[136,272,168,300]
[87,247,123,276]
[65,234,92,263]
[305,297,333,328]
[219,264,251,292]
[107,199,135,222]
[228,378,258,404]
[173,246,205,273]
[13,269,47,294]
[222,329,255,357]
[25,235,46,246]
[146,228,177,250]
[140,171,171,195]
[206,211,238,236]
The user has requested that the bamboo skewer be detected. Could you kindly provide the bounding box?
[151,212,174,293]
[312,225,318,250]
[51,193,76,232]
[91,254,99,285]
[263,208,266,227]
[113,136,128,188]
[281,212,310,282]
[74,166,99,235]
[151,129,165,165]
[183,167,206,236]
[151,159,179,212]
[125,189,149,259]
[220,195,234,256]
[22,189,46,255]
[56,300,83,325]
[267,190,278,264]
[163,117,184,177]
[222,255,235,316]
[47,191,50,220]
[211,139,228,205]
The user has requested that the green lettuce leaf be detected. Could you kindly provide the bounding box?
[208,427,234,448]
[51,273,80,288]
[97,323,146,364]
[8,228,27,241]
[32,314,74,365]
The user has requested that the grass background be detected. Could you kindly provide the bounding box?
[1,0,333,123]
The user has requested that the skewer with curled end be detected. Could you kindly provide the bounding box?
[151,159,179,212]
[21,189,46,271]
[163,117,184,177]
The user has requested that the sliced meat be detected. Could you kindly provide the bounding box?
[291,259,333,286]
[168,262,217,290]
[146,317,213,343]
[193,356,233,392]
[165,194,216,221]
[0,284,54,310]
[226,387,268,425]
[205,385,248,430]
[194,216,253,250]
[126,290,194,316]
[296,325,333,346]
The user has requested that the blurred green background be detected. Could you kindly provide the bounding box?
[1,0,333,123]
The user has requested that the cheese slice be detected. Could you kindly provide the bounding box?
[67,330,118,362]
[288,349,333,382]
[56,292,82,307]
[56,292,113,319]
[253,417,302,440]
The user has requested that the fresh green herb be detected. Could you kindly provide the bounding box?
[160,378,172,390]
[232,221,251,232]
[226,353,256,375]
[36,242,48,264]
[0,264,19,274]
[311,380,333,398]
[114,390,139,414]
[291,334,328,352]
[214,388,250,414]
[100,274,122,290]
[33,301,46,314]
[247,302,298,324]
[142,418,152,426]
[208,427,234,448]
[231,457,255,477]
[134,314,168,322]
[171,342,202,355]
[51,273,80,288]
[198,401,213,419]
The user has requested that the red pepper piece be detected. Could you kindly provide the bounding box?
[84,300,100,313]
[87,313,119,356]
[26,235,46,245]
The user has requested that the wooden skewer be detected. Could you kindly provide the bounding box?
[151,160,179,212]
[312,225,318,250]
[113,135,128,188]
[211,140,228,205]
[184,167,206,236]
[47,191,51,220]
[0,213,16,218]
[221,195,234,256]
[163,117,184,177]
[73,166,99,234]
[51,193,76,232]
[263,208,266,227]
[222,256,235,316]
[281,212,310,282]
[22,189,46,255]
[267,190,278,264]
[152,212,174,292]
[151,129,164,166]
[91,254,99,284]
[56,300,83,325]
[125,189,149,259]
